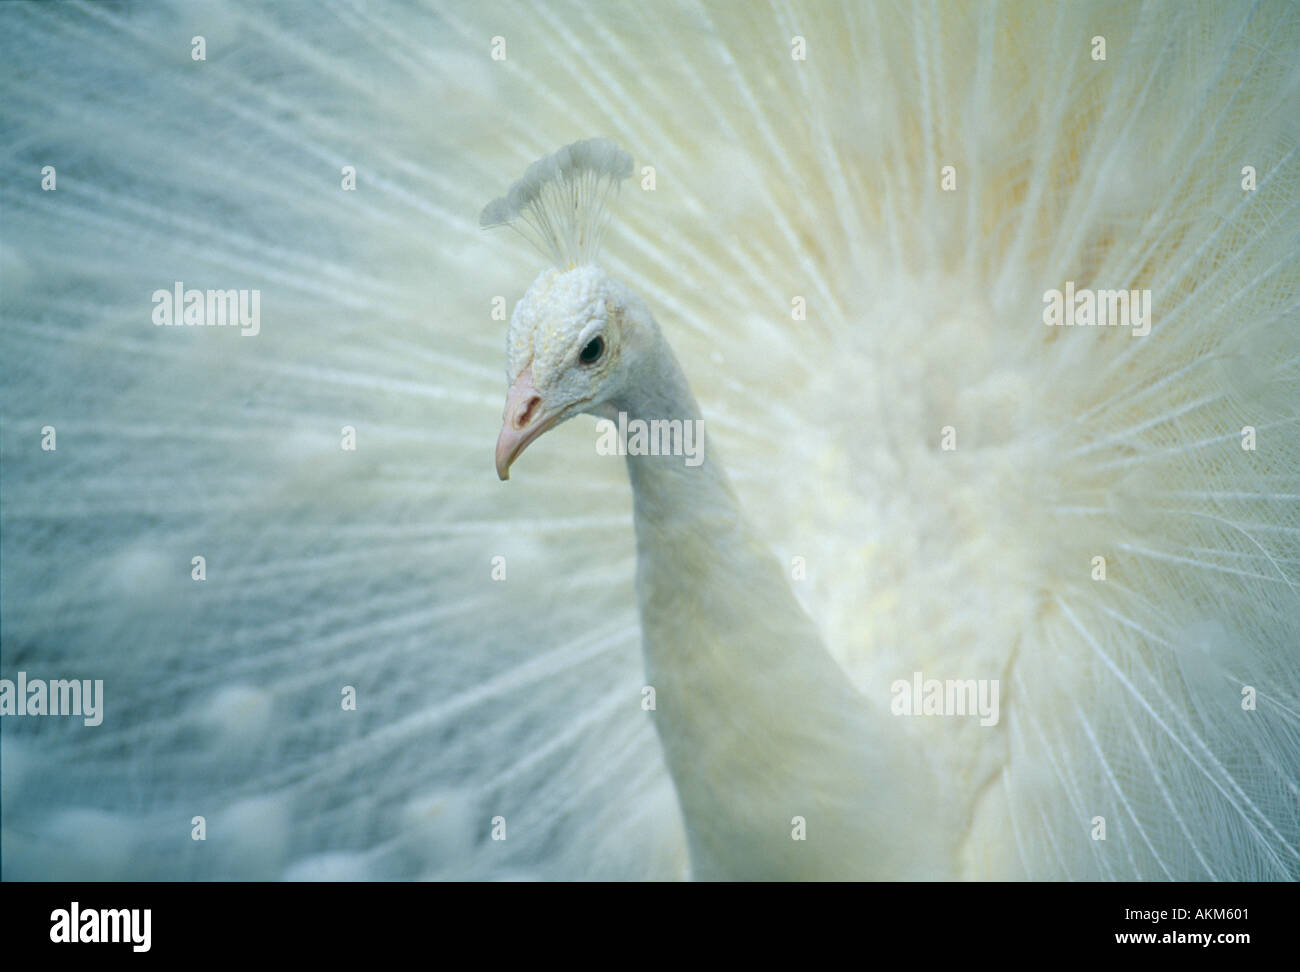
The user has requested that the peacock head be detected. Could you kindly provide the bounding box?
[480,138,647,480]
[495,264,659,479]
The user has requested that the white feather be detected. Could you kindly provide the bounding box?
[480,137,634,269]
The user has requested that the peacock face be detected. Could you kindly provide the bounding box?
[495,265,635,479]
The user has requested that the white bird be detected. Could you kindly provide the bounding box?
[479,115,1300,879]
[481,139,957,878]
[1,0,1297,882]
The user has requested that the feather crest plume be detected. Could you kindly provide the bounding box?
[480,137,634,269]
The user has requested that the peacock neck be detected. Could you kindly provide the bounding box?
[603,330,955,881]
[605,338,742,544]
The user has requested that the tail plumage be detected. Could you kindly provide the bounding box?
[2,0,1297,880]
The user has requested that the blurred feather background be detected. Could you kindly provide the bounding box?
[1,0,1298,880]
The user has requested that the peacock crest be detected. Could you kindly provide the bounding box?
[479,137,634,270]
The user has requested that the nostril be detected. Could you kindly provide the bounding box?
[514,395,541,429]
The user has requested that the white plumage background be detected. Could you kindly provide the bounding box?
[1,0,1298,880]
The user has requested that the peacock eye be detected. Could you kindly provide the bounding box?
[579,335,605,364]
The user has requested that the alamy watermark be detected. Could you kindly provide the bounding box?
[50,902,150,952]
[0,672,103,726]
[595,412,705,467]
[152,281,261,336]
[1043,281,1150,337]
[890,671,1000,726]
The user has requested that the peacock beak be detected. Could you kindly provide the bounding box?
[495,366,559,480]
